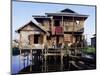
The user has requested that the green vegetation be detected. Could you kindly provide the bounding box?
[12,47,20,56]
[83,47,96,54]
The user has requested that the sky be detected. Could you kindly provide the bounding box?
[12,1,96,44]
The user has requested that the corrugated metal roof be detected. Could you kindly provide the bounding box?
[45,12,88,18]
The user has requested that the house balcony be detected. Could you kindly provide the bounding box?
[52,26,64,35]
[64,26,84,33]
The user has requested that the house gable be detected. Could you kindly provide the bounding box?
[60,8,76,13]
[21,24,43,31]
[16,21,48,34]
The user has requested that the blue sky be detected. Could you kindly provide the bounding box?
[12,1,96,43]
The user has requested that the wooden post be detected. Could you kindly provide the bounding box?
[41,48,44,72]
[30,49,33,72]
[51,17,55,35]
[19,32,22,57]
[19,48,21,70]
[43,34,47,72]
[19,32,22,70]
[41,49,44,63]
[43,47,47,72]
[60,16,64,71]
[20,48,21,56]
[44,34,47,59]
[72,16,76,56]
[19,32,22,55]
[81,34,84,56]
[54,36,56,63]
[23,53,26,68]
[72,16,74,43]
[60,48,63,71]
[62,16,64,28]
[44,55,47,72]
[81,17,84,56]
[19,33,22,70]
[27,52,29,66]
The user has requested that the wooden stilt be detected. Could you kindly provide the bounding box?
[23,53,25,68]
[27,52,29,66]
[19,48,21,70]
[41,48,44,72]
[44,48,47,72]
[44,46,49,72]
[42,49,44,63]
[41,59,44,72]
[30,49,32,72]
[68,61,70,70]
[60,48,63,71]
[20,48,21,56]
[44,58,47,72]
[30,64,32,72]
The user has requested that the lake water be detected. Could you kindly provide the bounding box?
[12,54,68,74]
[11,53,96,74]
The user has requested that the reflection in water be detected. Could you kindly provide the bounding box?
[12,52,96,74]
[12,52,32,74]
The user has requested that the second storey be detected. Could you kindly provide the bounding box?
[33,8,88,35]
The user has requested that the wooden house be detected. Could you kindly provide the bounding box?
[16,8,88,56]
[33,8,88,48]
[16,21,49,49]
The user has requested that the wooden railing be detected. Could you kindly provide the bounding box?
[64,26,84,32]
[52,26,64,35]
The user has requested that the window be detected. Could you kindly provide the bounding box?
[34,34,40,44]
